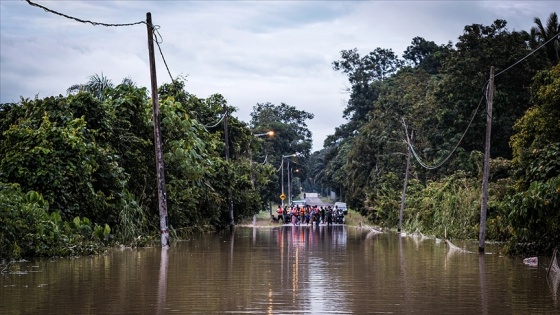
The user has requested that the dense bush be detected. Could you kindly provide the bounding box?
[0,183,110,259]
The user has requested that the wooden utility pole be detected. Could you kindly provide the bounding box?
[399,130,413,233]
[147,12,169,247]
[479,66,494,253]
[224,107,234,227]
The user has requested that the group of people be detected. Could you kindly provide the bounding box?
[275,204,344,225]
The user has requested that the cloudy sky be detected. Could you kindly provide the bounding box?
[0,1,556,151]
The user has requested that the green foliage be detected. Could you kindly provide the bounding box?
[306,14,559,256]
[404,172,481,239]
[504,64,560,254]
[0,183,111,259]
[529,12,560,66]
[365,172,402,226]
[0,94,128,226]
[249,102,314,204]
[436,19,543,160]
[505,175,560,254]
[510,64,560,188]
[115,190,149,246]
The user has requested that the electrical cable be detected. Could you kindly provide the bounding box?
[203,112,227,129]
[24,0,145,27]
[151,24,176,84]
[495,31,560,78]
[402,81,488,170]
[25,0,180,93]
[402,31,560,170]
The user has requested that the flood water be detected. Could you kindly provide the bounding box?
[2,225,559,314]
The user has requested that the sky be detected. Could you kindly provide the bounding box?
[0,1,556,152]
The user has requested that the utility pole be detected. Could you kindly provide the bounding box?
[479,66,494,253]
[281,159,285,208]
[147,12,169,247]
[281,154,297,206]
[399,130,413,233]
[224,106,234,227]
[287,159,292,205]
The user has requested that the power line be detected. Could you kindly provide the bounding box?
[402,81,487,170]
[203,111,227,129]
[402,31,560,170]
[25,0,178,87]
[24,0,145,27]
[151,24,176,84]
[495,31,560,78]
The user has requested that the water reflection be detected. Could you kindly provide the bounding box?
[158,247,169,315]
[1,226,559,314]
[479,253,488,315]
[276,225,351,314]
[398,234,413,314]
[549,272,560,307]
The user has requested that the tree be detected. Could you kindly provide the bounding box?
[435,19,543,160]
[250,102,314,160]
[332,48,402,133]
[250,102,314,203]
[402,36,451,74]
[506,65,560,254]
[510,64,560,187]
[67,73,114,101]
[530,12,560,65]
[0,94,127,225]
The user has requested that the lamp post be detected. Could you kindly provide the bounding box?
[250,131,274,186]
[250,130,274,223]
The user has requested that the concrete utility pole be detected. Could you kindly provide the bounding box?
[479,66,494,253]
[147,12,169,247]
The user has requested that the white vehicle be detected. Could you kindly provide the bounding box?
[292,200,306,207]
[334,202,347,215]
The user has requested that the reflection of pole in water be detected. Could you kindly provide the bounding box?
[253,226,257,246]
[292,246,299,303]
[478,254,488,315]
[398,234,412,314]
[229,227,235,276]
[548,272,560,307]
[279,227,286,285]
[157,247,169,315]
[547,248,560,307]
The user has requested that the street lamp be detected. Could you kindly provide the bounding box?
[254,131,274,138]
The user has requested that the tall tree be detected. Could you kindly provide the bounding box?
[250,102,314,203]
[506,64,560,254]
[435,19,542,160]
[402,36,451,74]
[332,48,402,133]
[67,73,114,101]
[530,12,560,65]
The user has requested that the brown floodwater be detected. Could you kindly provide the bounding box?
[1,225,559,314]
